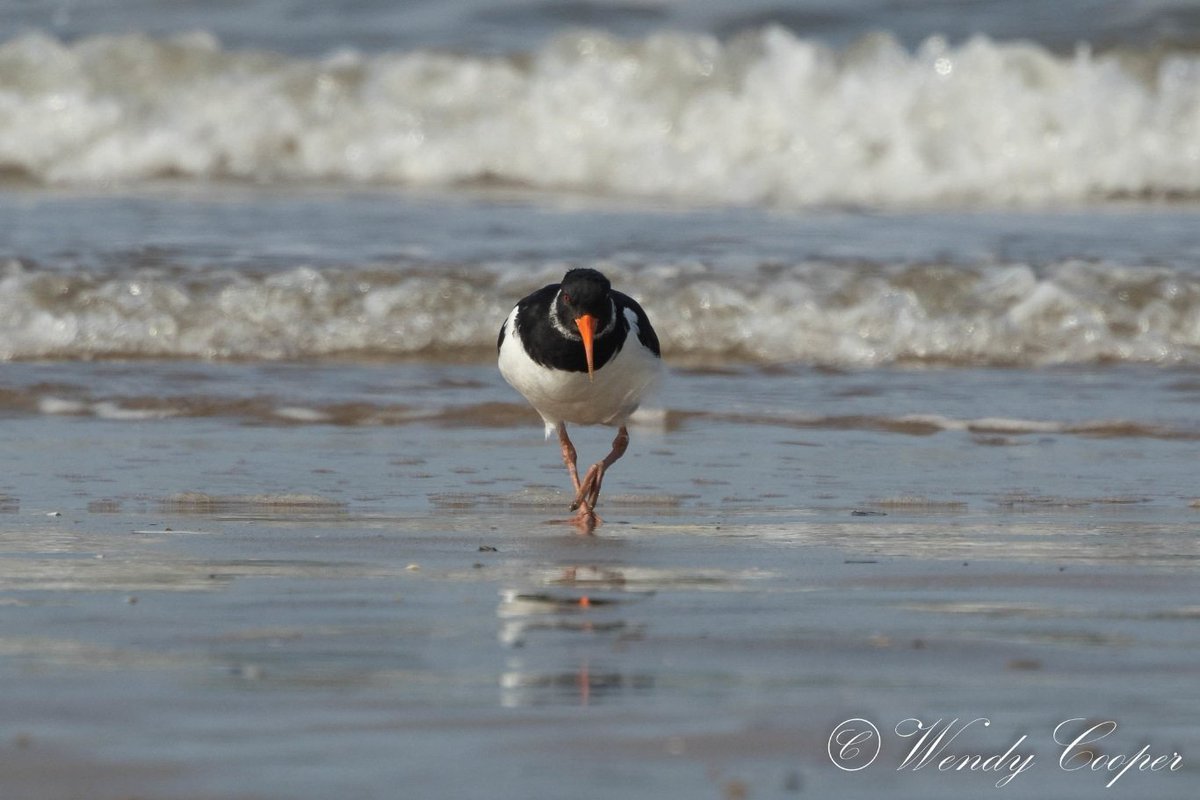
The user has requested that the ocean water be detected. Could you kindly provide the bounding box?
[3,3,1200,799]
[4,2,1200,366]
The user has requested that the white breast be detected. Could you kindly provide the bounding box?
[499,307,662,435]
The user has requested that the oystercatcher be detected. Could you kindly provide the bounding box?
[498,268,662,530]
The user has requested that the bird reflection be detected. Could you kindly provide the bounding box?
[497,567,654,707]
[499,661,654,708]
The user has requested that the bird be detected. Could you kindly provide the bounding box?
[498,268,662,531]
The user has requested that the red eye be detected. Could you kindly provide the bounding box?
[562,292,572,304]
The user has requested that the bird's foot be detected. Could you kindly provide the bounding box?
[570,505,601,534]
[568,476,602,533]
[570,464,604,512]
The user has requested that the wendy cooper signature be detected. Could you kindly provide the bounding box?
[827,717,1185,788]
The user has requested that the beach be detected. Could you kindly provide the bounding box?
[2,346,1198,799]
[4,1,1200,797]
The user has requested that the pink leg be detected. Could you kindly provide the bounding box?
[557,423,583,496]
[571,426,629,514]
[558,423,598,530]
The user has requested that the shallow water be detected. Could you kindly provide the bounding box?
[1,374,1198,798]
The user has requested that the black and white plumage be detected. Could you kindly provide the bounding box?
[498,268,662,530]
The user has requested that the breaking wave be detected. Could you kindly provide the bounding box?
[3,28,1200,205]
[4,258,1200,367]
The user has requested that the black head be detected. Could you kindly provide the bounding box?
[556,268,613,321]
[555,268,614,380]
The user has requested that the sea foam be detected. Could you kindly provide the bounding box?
[2,28,1200,205]
[3,258,1200,367]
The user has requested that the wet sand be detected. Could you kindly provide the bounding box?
[1,362,1198,799]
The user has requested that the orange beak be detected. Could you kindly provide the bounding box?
[574,314,597,381]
